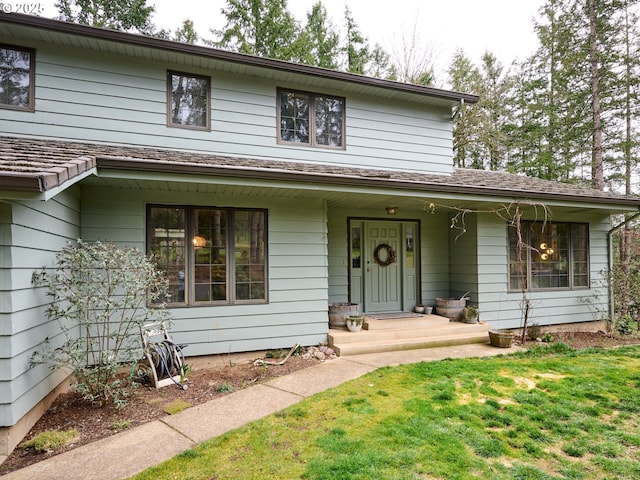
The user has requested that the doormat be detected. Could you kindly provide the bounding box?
[367,312,424,320]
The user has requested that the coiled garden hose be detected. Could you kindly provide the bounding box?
[148,340,188,390]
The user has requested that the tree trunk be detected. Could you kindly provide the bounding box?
[588,0,604,190]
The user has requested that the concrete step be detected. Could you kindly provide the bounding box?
[364,314,450,330]
[330,321,488,345]
[331,331,491,356]
[329,321,490,356]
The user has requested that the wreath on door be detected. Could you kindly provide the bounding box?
[373,243,396,266]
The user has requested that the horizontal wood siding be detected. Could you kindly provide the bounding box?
[1,190,80,426]
[475,212,611,330]
[448,213,479,303]
[80,187,329,357]
[420,213,451,305]
[0,40,453,174]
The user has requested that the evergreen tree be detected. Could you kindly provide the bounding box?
[56,0,156,33]
[302,2,340,69]
[210,0,306,62]
[448,50,482,168]
[173,19,199,44]
[477,52,512,171]
[343,7,370,74]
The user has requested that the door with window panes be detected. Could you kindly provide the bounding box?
[349,220,418,313]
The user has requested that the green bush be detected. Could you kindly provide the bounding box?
[31,240,171,407]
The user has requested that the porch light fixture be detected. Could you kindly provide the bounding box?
[386,206,399,215]
[192,235,207,248]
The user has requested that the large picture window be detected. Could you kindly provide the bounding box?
[167,71,210,130]
[278,88,345,148]
[148,206,267,305]
[508,222,589,291]
[0,45,34,111]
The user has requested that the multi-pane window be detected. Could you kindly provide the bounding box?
[167,71,210,129]
[148,206,267,305]
[0,45,34,110]
[508,222,589,291]
[278,88,345,148]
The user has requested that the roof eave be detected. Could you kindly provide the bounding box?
[0,13,479,105]
[95,157,640,209]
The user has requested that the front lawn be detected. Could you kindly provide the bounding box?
[130,344,640,480]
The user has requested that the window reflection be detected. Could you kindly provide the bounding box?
[0,46,33,109]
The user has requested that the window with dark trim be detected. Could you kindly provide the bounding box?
[278,88,345,148]
[167,71,210,130]
[0,45,34,111]
[508,222,589,291]
[148,206,267,305]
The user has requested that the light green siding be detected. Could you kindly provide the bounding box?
[0,36,454,175]
[80,186,329,357]
[0,190,80,427]
[451,212,611,330]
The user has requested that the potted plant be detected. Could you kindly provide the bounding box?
[346,314,365,332]
[489,329,514,348]
[462,305,479,323]
[414,304,426,314]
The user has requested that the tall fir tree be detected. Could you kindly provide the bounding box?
[56,0,156,33]
[301,2,340,69]
[342,7,370,74]
[448,50,482,168]
[210,0,306,62]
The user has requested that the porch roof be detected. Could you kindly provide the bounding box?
[1,135,639,209]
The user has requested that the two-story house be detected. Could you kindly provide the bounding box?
[1,13,639,457]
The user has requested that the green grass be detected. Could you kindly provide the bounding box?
[19,429,80,453]
[162,399,192,415]
[129,344,640,480]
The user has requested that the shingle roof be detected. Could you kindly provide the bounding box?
[0,136,638,207]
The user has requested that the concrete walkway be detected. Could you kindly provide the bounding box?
[3,343,518,480]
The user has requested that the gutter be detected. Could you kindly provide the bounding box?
[95,156,640,207]
[606,209,640,323]
[0,13,479,105]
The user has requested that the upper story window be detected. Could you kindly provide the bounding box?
[148,205,267,306]
[167,71,210,130]
[278,88,345,149]
[0,45,34,111]
[508,221,589,291]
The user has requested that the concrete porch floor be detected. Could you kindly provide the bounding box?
[329,314,490,355]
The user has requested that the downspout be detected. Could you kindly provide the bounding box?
[607,209,640,323]
[451,98,465,121]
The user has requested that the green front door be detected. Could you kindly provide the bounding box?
[364,221,403,312]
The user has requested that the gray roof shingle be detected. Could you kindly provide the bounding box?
[0,136,638,207]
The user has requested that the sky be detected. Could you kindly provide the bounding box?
[37,0,544,82]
